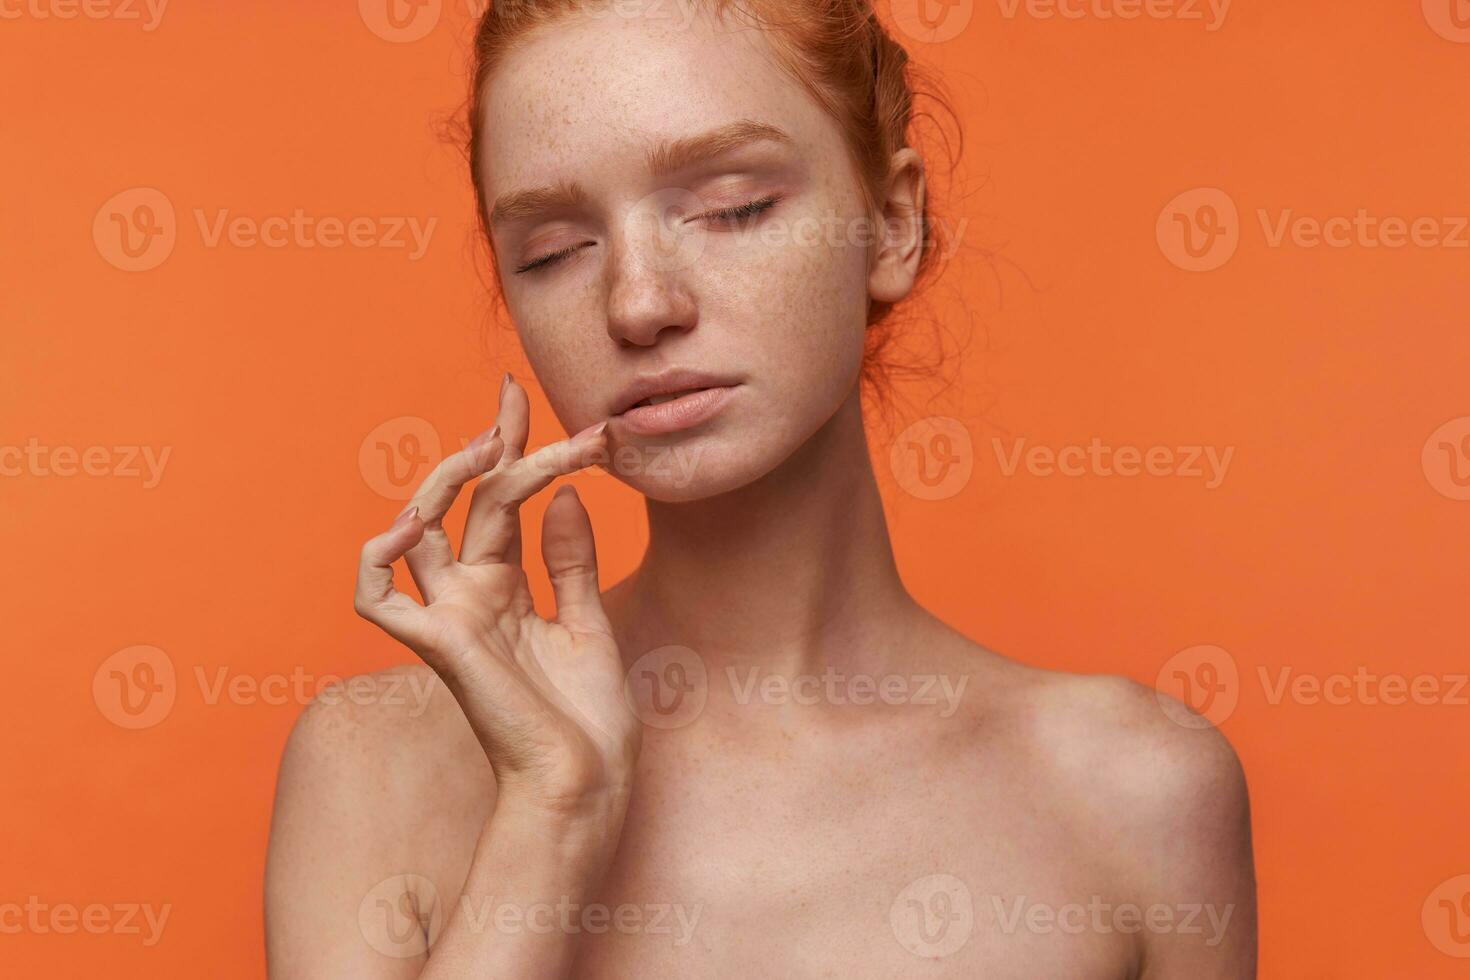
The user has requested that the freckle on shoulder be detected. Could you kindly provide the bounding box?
[284,663,484,786]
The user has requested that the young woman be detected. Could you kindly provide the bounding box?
[264,2,1257,976]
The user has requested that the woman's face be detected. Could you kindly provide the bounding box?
[478,5,892,501]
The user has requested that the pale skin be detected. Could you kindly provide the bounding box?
[264,6,1256,978]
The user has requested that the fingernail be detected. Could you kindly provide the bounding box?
[392,505,419,528]
[501,372,513,396]
[468,425,501,453]
[575,420,609,441]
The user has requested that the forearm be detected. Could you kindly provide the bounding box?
[416,792,629,979]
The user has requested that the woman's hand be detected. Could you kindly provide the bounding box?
[353,375,640,818]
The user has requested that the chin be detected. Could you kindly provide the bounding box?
[600,434,778,503]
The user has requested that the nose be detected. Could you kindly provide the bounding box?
[604,215,699,348]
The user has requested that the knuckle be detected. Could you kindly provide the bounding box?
[549,561,597,582]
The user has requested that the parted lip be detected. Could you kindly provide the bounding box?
[610,369,742,417]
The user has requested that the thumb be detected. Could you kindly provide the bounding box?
[541,484,613,637]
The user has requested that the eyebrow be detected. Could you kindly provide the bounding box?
[488,119,794,228]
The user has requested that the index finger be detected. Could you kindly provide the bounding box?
[458,420,609,566]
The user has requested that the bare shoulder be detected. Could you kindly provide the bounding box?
[927,622,1252,874]
[922,618,1246,821]
[264,664,492,973]
[930,629,1257,971]
[951,641,1257,970]
[1019,669,1248,821]
[272,663,492,826]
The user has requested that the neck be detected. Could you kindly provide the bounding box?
[608,388,921,677]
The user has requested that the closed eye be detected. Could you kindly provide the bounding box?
[699,194,781,225]
[513,195,781,275]
[514,241,591,275]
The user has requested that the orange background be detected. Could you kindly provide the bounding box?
[3,0,1468,975]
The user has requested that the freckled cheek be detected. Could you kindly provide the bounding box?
[511,307,609,422]
[725,229,869,385]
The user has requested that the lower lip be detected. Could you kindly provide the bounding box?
[616,386,739,436]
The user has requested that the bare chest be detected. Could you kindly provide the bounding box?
[551,746,1137,979]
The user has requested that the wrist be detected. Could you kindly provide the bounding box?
[495,764,634,822]
[492,779,632,854]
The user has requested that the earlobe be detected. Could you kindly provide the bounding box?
[867,147,927,306]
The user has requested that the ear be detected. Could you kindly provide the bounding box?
[866,147,927,306]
